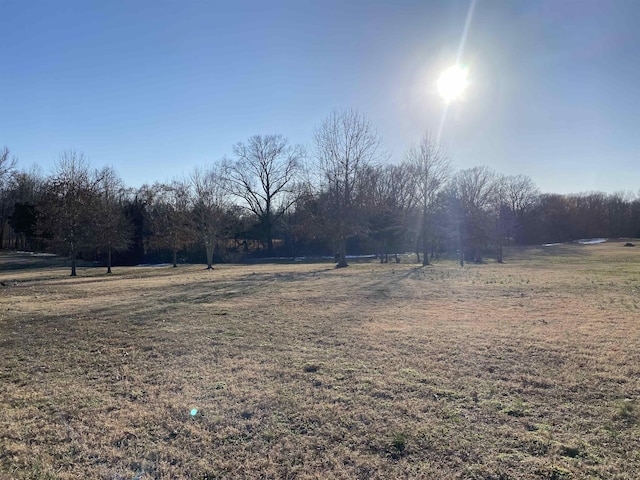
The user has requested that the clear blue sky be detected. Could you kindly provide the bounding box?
[1,0,639,194]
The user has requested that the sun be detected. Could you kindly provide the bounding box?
[437,64,469,103]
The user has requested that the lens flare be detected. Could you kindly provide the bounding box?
[437,65,469,103]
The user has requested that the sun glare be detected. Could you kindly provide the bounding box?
[437,64,469,103]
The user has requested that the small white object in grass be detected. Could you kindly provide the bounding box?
[190,408,198,416]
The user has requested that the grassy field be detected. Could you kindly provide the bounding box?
[1,241,639,479]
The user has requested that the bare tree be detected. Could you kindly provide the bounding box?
[607,191,635,238]
[360,163,417,263]
[493,174,540,261]
[406,133,452,265]
[0,147,16,178]
[356,164,386,259]
[7,166,45,250]
[314,109,383,267]
[0,147,18,249]
[222,134,303,256]
[9,166,44,204]
[190,165,229,269]
[493,178,510,264]
[449,166,498,266]
[96,167,132,273]
[39,150,102,276]
[383,163,420,261]
[147,180,195,267]
[503,174,539,219]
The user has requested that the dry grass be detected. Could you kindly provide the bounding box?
[1,241,639,479]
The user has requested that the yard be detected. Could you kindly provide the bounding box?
[1,241,639,479]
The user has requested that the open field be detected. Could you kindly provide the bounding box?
[1,242,640,479]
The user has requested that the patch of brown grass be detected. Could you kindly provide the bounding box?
[1,242,639,478]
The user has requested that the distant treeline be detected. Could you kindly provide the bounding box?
[2,110,639,273]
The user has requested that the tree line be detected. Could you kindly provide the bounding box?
[1,110,639,275]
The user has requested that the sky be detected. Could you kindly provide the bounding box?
[1,0,639,195]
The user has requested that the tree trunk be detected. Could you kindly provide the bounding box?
[421,208,430,266]
[422,234,430,266]
[107,246,112,274]
[336,237,348,268]
[205,240,214,270]
[379,241,386,264]
[290,234,296,260]
[265,219,274,257]
[458,223,464,267]
[172,248,178,268]
[71,243,77,276]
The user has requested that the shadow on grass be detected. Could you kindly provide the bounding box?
[236,266,337,284]
[0,251,97,272]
